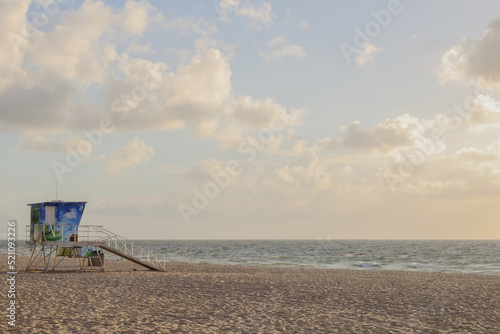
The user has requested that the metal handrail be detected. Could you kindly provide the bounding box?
[92,227,166,271]
[26,224,104,243]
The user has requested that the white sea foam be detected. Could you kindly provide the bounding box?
[6,240,500,275]
[355,262,379,268]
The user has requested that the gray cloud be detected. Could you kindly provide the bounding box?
[440,16,500,88]
[315,114,427,153]
[0,72,79,133]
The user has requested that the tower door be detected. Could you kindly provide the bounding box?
[45,206,56,224]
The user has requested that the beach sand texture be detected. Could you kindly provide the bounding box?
[1,255,499,333]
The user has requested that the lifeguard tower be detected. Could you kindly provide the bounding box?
[25,200,166,272]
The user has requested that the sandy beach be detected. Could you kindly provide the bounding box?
[1,255,499,333]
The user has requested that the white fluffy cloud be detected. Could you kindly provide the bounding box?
[162,17,217,36]
[24,0,121,87]
[0,2,257,137]
[355,43,382,67]
[467,94,500,127]
[380,143,500,197]
[274,151,333,194]
[95,137,155,174]
[227,96,303,127]
[0,0,304,152]
[200,96,304,150]
[123,0,153,36]
[315,114,441,154]
[164,49,232,113]
[217,0,275,26]
[455,141,500,164]
[439,16,500,89]
[98,48,232,134]
[0,0,154,133]
[259,35,306,61]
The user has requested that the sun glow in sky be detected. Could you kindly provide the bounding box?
[2,0,500,239]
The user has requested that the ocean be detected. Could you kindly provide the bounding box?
[10,239,500,275]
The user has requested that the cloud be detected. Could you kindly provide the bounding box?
[217,0,275,25]
[268,35,286,47]
[106,48,232,132]
[23,0,121,88]
[467,94,500,127]
[0,0,304,161]
[122,0,153,36]
[2,22,233,134]
[300,19,310,29]
[315,114,441,154]
[439,16,500,89]
[164,49,232,111]
[95,137,155,174]
[184,158,238,185]
[274,151,333,194]
[227,96,303,127]
[200,96,304,149]
[127,39,154,54]
[0,72,81,133]
[455,141,500,164]
[0,0,30,93]
[17,135,92,154]
[237,2,274,23]
[380,142,500,198]
[162,17,217,36]
[355,43,382,67]
[0,0,149,133]
[259,35,306,61]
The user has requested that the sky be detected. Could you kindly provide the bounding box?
[2,0,500,240]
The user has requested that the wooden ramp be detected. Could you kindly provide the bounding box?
[99,245,163,271]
